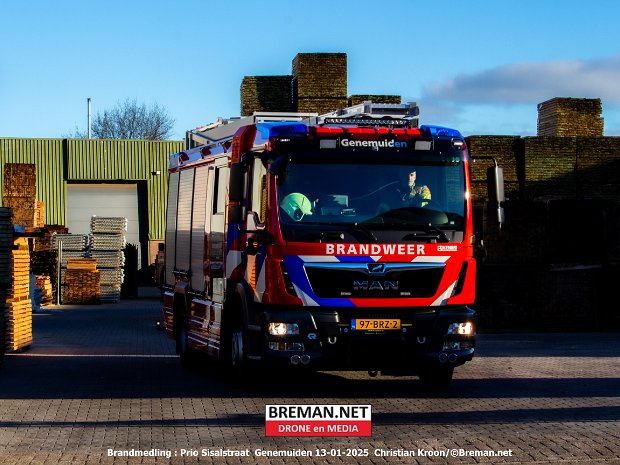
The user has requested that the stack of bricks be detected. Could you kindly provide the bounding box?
[62,258,100,305]
[6,238,33,352]
[292,53,348,114]
[537,98,604,137]
[240,76,293,116]
[2,163,37,228]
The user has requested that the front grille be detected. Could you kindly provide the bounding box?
[304,263,444,298]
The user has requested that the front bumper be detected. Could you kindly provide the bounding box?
[252,305,476,374]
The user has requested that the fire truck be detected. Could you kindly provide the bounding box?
[161,102,503,386]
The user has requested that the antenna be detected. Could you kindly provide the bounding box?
[87,98,91,139]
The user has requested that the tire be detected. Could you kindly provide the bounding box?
[222,319,251,379]
[230,328,245,371]
[418,366,454,389]
[174,307,194,366]
[220,291,252,379]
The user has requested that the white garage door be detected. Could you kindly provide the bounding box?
[67,184,141,265]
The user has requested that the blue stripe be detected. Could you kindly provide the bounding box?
[283,255,355,307]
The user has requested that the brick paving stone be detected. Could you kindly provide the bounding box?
[0,297,619,464]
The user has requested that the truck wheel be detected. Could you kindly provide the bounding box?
[221,309,250,379]
[230,328,245,371]
[418,366,454,389]
[174,308,193,366]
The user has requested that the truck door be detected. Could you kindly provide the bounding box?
[246,158,268,302]
[209,161,228,303]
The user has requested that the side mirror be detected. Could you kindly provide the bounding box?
[228,204,246,224]
[487,164,505,227]
[269,154,290,176]
[229,163,247,202]
[245,231,275,256]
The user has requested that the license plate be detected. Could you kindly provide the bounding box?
[352,318,401,331]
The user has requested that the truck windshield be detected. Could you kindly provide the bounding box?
[277,161,467,243]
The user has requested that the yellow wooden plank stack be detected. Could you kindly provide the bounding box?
[62,258,100,304]
[35,201,45,228]
[6,239,33,352]
[35,275,54,305]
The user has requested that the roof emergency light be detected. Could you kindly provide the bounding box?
[256,122,309,140]
[421,125,463,139]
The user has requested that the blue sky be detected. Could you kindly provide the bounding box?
[1,0,620,140]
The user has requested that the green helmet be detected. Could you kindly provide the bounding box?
[280,193,313,221]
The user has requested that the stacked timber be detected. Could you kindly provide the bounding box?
[2,163,37,228]
[90,216,126,303]
[0,208,12,287]
[50,233,88,303]
[537,98,604,137]
[6,239,33,352]
[292,53,348,114]
[62,259,100,304]
[35,201,45,228]
[30,250,58,303]
[348,95,401,106]
[0,207,13,356]
[240,76,294,116]
[0,285,5,357]
[34,225,69,252]
[35,275,54,305]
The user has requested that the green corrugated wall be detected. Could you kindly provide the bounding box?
[0,138,65,224]
[66,139,183,240]
[0,138,183,241]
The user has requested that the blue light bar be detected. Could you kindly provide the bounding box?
[256,122,309,139]
[421,125,463,139]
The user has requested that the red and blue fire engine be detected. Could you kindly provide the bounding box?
[162,102,499,386]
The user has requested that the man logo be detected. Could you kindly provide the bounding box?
[353,280,399,291]
[367,263,386,274]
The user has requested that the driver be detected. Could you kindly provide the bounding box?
[402,170,431,207]
[280,192,313,221]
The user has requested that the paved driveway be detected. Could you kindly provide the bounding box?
[0,297,618,464]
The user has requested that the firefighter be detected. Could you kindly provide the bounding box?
[402,170,431,207]
[280,192,314,222]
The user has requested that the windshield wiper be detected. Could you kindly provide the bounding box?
[283,221,378,243]
[304,231,345,242]
[402,223,450,243]
[347,223,378,243]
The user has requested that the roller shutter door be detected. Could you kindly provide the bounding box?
[66,184,140,263]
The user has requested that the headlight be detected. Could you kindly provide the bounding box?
[267,322,299,336]
[446,322,474,336]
